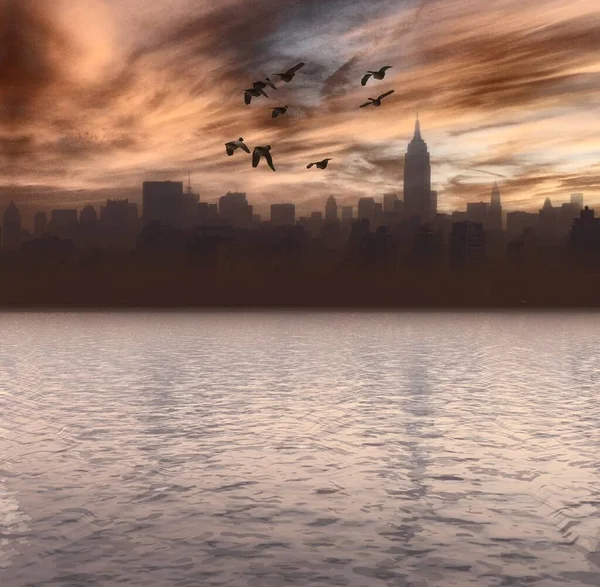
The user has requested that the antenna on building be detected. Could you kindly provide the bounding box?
[187,170,192,194]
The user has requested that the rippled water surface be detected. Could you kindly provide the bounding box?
[1,311,599,587]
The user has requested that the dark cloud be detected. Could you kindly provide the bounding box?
[0,0,72,126]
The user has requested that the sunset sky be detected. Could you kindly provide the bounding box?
[1,0,600,221]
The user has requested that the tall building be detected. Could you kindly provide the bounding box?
[488,182,503,231]
[430,190,438,218]
[358,197,375,225]
[142,181,185,229]
[383,193,399,214]
[48,209,78,241]
[341,206,353,223]
[325,196,338,223]
[2,201,21,251]
[34,211,47,238]
[450,221,486,270]
[403,115,432,221]
[570,193,584,208]
[270,203,296,226]
[466,202,489,226]
[181,175,199,229]
[219,192,252,227]
[80,205,98,226]
[507,211,537,238]
[538,197,557,241]
[100,199,139,249]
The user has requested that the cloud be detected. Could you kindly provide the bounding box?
[1,0,600,217]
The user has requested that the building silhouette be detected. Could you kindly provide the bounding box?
[450,221,486,270]
[383,193,399,213]
[100,199,139,249]
[341,206,353,223]
[271,203,296,226]
[219,192,252,228]
[34,211,47,238]
[325,195,338,223]
[48,209,78,241]
[358,197,376,225]
[142,181,185,229]
[2,201,21,251]
[466,202,489,227]
[489,182,502,231]
[403,115,432,221]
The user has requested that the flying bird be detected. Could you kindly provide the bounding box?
[307,158,332,169]
[359,90,395,108]
[252,145,276,171]
[361,66,392,86]
[271,105,288,118]
[253,77,277,91]
[225,138,250,156]
[274,62,305,83]
[244,87,269,105]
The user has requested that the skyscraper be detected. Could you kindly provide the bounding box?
[219,192,252,228]
[325,196,338,223]
[271,204,296,226]
[2,202,21,251]
[403,115,432,221]
[383,193,399,214]
[142,181,185,229]
[34,211,47,238]
[488,181,503,231]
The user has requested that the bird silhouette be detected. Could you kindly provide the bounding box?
[244,87,269,105]
[274,62,305,83]
[225,138,250,156]
[253,78,277,91]
[359,90,394,108]
[252,145,276,171]
[271,105,288,118]
[361,66,392,86]
[307,158,332,169]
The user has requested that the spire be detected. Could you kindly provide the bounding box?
[491,181,501,206]
[413,112,422,141]
[186,170,191,194]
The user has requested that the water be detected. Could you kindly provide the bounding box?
[1,311,599,587]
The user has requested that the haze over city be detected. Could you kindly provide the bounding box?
[2,0,600,221]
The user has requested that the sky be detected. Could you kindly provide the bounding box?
[1,0,600,221]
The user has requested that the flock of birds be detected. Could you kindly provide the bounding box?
[224,63,394,172]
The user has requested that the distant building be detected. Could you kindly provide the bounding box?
[34,211,47,238]
[271,203,296,226]
[383,193,399,214]
[341,206,353,223]
[538,197,557,241]
[142,181,185,229]
[48,209,78,241]
[451,211,467,223]
[430,190,438,218]
[2,202,21,251]
[358,197,376,224]
[100,199,139,249]
[79,205,98,226]
[79,205,99,248]
[466,202,489,226]
[488,182,502,231]
[507,211,537,238]
[570,193,584,207]
[450,221,486,270]
[403,115,432,221]
[219,192,252,228]
[325,196,338,223]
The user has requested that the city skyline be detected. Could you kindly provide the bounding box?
[1,0,600,217]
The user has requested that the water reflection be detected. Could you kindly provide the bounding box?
[0,311,598,587]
